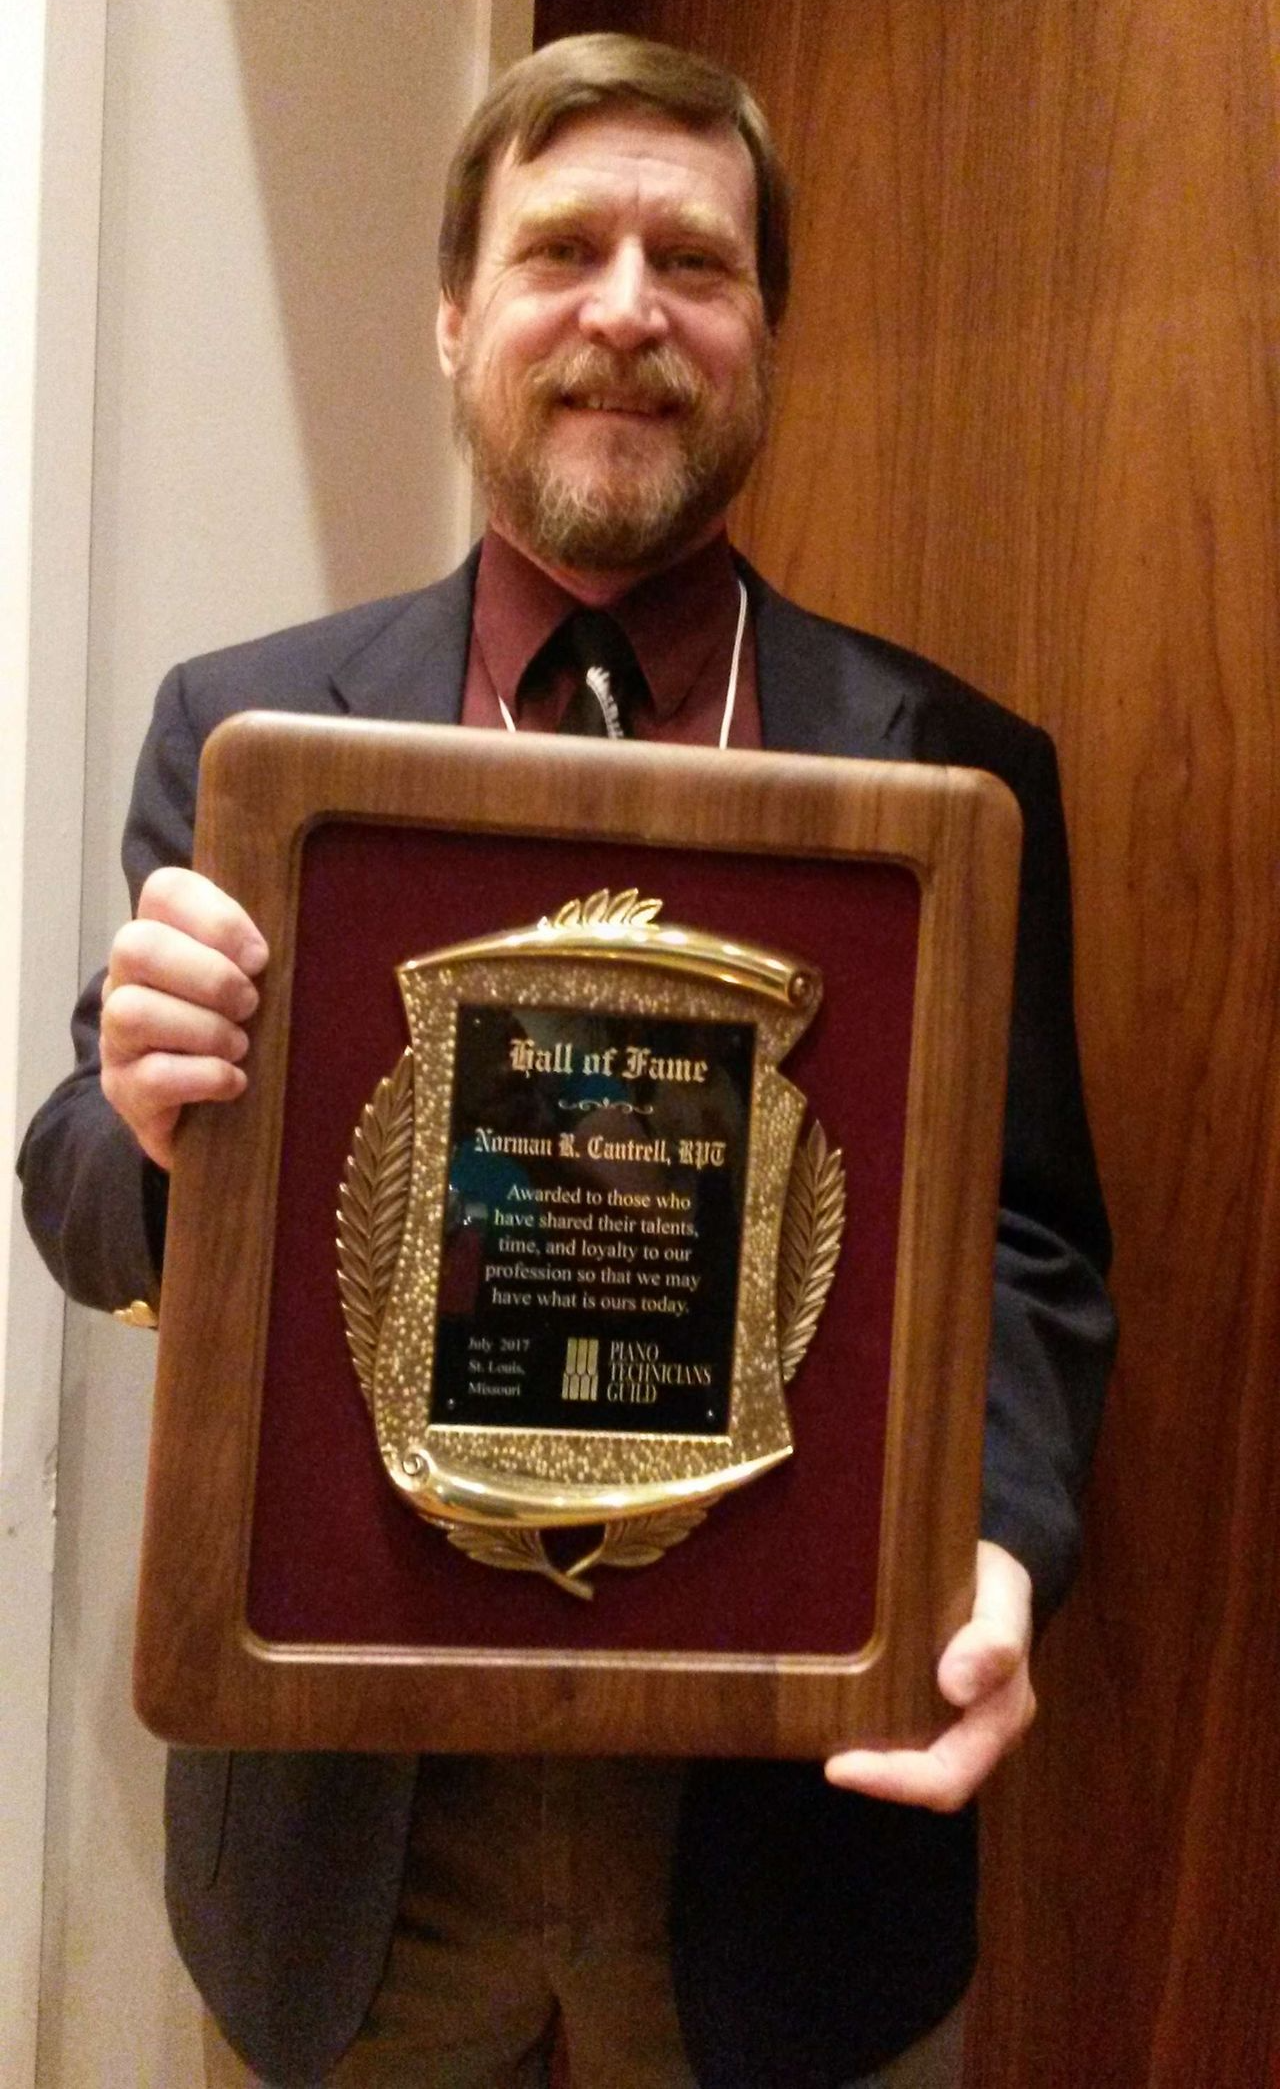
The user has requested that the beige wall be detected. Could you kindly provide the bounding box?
[21,4,530,2083]
[2,3,106,2082]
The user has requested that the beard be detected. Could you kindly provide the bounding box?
[452,340,771,572]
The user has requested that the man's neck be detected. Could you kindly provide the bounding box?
[486,515,729,606]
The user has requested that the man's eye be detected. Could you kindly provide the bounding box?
[529,237,590,266]
[660,249,724,280]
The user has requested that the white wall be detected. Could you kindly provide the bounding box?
[20,3,531,2083]
[0,7,56,2072]
[1,3,106,2083]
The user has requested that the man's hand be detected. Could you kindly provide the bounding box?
[100,867,269,1171]
[825,1540,1035,1812]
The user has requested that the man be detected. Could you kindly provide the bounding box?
[19,34,1114,2089]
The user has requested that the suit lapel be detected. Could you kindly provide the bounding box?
[329,548,480,723]
[328,548,905,756]
[745,564,905,757]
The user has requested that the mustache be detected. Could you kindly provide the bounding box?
[526,345,709,414]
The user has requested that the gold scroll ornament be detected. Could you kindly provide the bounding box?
[338,891,845,1598]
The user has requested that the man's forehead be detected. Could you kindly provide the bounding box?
[481,111,757,244]
[505,188,746,243]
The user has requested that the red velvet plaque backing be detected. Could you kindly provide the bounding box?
[245,826,919,1658]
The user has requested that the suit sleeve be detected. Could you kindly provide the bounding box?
[981,728,1116,1622]
[16,664,203,1312]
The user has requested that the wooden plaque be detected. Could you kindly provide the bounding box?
[133,718,1020,1758]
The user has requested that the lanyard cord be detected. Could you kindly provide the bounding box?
[497,578,749,748]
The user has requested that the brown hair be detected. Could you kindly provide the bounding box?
[438,33,790,330]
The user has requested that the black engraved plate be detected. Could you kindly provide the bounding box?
[432,1004,755,1436]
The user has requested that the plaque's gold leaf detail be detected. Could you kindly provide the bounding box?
[440,1502,712,1598]
[622,894,663,926]
[337,1049,415,1411]
[547,890,664,932]
[777,1120,847,1385]
[442,1523,595,1601]
[590,1504,711,1571]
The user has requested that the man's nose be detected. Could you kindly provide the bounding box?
[578,242,668,351]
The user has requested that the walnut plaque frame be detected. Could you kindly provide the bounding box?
[133,718,1020,1758]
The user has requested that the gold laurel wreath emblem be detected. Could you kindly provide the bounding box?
[336,894,846,1598]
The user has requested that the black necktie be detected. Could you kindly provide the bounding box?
[555,609,647,739]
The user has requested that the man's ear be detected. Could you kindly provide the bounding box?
[436,294,466,379]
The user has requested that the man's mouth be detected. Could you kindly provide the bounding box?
[534,349,701,423]
[558,392,678,417]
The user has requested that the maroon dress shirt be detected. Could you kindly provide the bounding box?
[460,527,762,750]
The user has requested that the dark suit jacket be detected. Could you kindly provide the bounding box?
[19,552,1115,2088]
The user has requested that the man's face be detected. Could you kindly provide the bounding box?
[437,109,771,578]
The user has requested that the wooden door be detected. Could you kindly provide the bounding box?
[538,4,1280,2080]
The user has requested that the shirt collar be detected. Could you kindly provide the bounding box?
[472,528,744,724]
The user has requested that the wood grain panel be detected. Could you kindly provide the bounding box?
[534,2,1280,2080]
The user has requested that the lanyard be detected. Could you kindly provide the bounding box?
[497,578,749,752]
